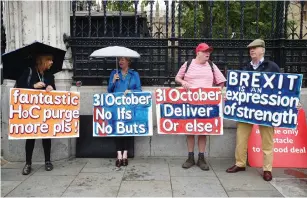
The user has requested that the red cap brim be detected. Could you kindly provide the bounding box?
[199,47,213,53]
[206,47,213,52]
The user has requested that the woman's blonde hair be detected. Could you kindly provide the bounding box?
[35,54,53,67]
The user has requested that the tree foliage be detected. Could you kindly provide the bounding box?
[94,0,149,12]
[180,1,276,39]
[105,0,136,12]
[77,1,299,39]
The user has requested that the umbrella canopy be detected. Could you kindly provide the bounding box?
[2,41,66,80]
[89,46,140,58]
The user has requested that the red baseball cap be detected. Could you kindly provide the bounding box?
[195,43,213,53]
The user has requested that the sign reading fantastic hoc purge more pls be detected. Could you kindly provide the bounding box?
[93,92,153,136]
[9,88,80,139]
[156,88,223,135]
[224,70,303,129]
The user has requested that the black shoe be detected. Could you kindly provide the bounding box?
[122,158,128,166]
[116,159,122,167]
[197,155,209,171]
[22,164,32,175]
[182,155,195,169]
[45,161,53,171]
[226,165,246,173]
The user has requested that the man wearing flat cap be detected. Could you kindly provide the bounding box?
[226,39,280,181]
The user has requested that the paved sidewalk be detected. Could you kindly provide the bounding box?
[1,157,307,197]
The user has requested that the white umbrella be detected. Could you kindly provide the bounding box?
[89,46,141,71]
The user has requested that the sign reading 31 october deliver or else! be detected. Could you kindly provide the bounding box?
[93,92,153,137]
[156,88,223,135]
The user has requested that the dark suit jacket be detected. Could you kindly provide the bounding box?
[241,59,281,73]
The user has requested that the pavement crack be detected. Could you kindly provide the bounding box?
[209,160,230,197]
[149,136,152,156]
[168,161,174,197]
[116,164,127,197]
[60,161,87,197]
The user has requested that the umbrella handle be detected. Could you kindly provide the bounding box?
[116,57,118,73]
[114,57,118,91]
[114,75,118,91]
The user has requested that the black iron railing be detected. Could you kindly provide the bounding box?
[69,0,307,87]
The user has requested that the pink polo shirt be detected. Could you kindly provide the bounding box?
[176,59,226,88]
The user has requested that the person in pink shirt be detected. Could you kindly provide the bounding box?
[175,43,226,170]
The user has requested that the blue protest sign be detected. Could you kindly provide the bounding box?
[93,92,153,136]
[224,70,303,129]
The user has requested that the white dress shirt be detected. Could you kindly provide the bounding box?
[250,57,264,70]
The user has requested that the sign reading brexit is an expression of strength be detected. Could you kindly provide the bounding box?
[224,70,303,129]
[156,88,223,135]
[93,92,153,136]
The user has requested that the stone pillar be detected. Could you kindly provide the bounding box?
[2,1,74,162]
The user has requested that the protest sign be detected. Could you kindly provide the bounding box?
[224,70,303,129]
[248,108,307,168]
[93,92,153,136]
[9,88,80,139]
[156,87,223,135]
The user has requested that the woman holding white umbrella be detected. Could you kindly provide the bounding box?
[108,57,142,167]
[90,46,142,167]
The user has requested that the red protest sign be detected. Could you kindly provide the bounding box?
[156,88,223,135]
[248,108,307,168]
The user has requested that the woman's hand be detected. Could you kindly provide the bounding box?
[113,73,120,83]
[34,82,46,89]
[46,85,54,92]
[124,90,131,96]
